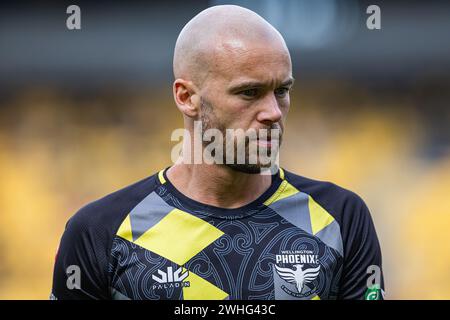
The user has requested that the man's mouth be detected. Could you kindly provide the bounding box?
[255,138,280,148]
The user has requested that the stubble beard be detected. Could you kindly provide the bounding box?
[200,97,282,175]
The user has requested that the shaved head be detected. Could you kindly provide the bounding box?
[172,5,293,174]
[173,5,290,87]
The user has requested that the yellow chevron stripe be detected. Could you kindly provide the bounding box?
[134,208,224,265]
[182,268,229,300]
[264,180,299,206]
[311,294,321,300]
[116,215,133,242]
[308,196,334,235]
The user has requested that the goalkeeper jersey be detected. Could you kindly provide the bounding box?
[51,167,384,300]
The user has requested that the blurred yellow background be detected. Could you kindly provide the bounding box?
[0,82,449,299]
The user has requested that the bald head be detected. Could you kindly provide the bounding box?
[173,5,290,87]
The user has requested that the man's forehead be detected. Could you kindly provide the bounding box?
[215,36,289,62]
[209,40,292,84]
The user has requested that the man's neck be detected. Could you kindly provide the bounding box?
[165,163,272,209]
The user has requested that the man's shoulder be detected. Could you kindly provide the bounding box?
[66,172,160,234]
[283,169,361,202]
[282,169,370,223]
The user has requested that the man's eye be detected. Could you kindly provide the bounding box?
[240,89,259,97]
[275,87,290,97]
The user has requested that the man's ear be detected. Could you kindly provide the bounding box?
[173,79,200,118]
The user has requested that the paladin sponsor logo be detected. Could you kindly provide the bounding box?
[274,250,321,298]
[152,266,190,290]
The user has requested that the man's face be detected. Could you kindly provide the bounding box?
[198,40,293,173]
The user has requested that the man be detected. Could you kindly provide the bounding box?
[51,5,384,300]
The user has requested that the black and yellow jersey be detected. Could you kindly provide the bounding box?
[51,167,384,300]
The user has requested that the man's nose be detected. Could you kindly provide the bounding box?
[257,93,283,124]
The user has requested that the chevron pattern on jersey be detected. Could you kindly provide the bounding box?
[265,178,344,257]
[116,191,228,299]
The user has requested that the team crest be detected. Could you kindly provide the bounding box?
[273,250,321,299]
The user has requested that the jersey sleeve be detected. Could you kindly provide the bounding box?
[338,193,385,300]
[51,206,111,300]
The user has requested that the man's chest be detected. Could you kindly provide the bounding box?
[109,216,343,300]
